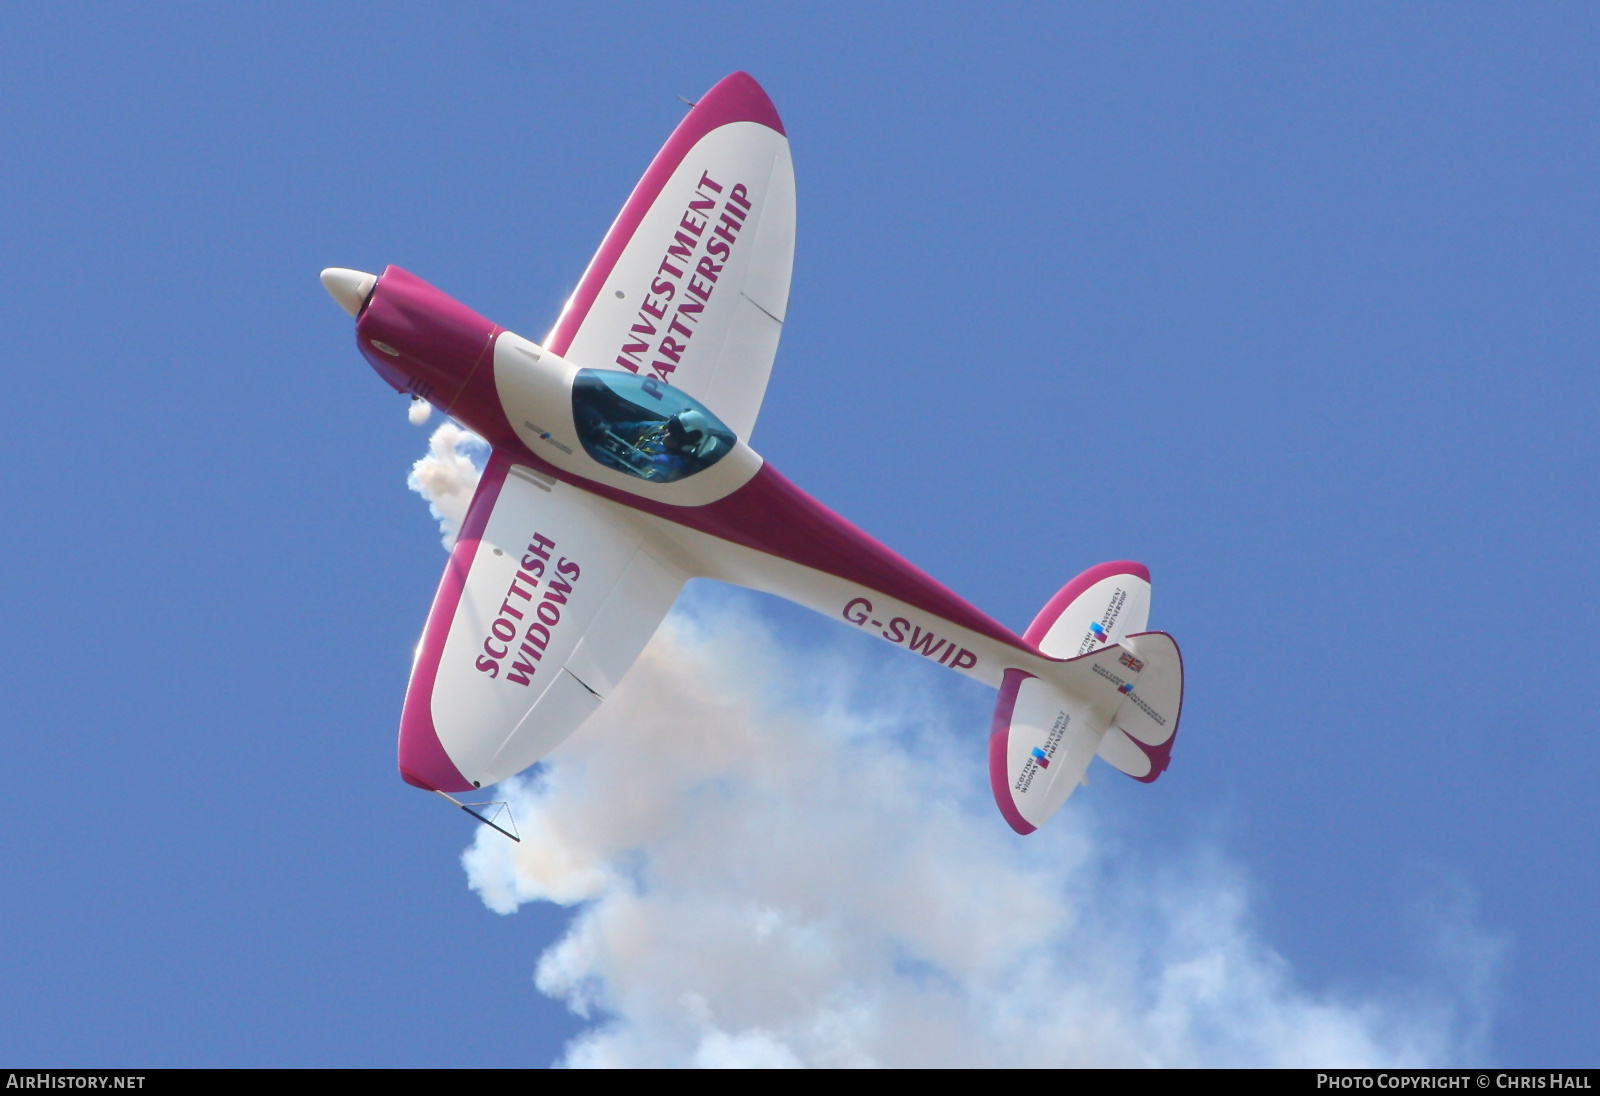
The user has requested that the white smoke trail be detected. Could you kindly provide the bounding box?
[461,590,1502,1068]
[409,398,433,426]
[406,422,486,549]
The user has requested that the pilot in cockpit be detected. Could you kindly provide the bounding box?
[608,409,714,479]
[663,410,713,455]
[572,369,735,484]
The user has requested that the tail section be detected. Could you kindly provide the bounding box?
[989,562,1184,834]
[988,668,1106,834]
[1093,631,1182,782]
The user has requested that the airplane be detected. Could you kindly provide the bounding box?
[321,71,1183,837]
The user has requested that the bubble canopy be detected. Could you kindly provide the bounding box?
[571,369,738,484]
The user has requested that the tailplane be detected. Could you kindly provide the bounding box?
[989,562,1184,834]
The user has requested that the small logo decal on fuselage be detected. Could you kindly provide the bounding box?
[523,420,573,455]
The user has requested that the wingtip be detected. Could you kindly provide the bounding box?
[697,71,785,136]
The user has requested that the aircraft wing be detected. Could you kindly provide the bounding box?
[544,71,794,440]
[398,451,685,792]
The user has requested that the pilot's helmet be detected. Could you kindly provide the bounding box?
[674,409,711,442]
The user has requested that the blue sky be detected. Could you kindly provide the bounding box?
[0,3,1594,1066]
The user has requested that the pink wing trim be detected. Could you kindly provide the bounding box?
[989,668,1037,835]
[1023,560,1151,647]
[397,452,515,792]
[545,71,785,358]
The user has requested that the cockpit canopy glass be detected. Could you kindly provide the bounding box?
[571,369,737,484]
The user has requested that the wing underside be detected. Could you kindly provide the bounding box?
[399,452,684,791]
[544,71,794,440]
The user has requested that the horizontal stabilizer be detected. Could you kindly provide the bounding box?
[989,670,1105,835]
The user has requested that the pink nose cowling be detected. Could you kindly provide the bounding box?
[354,266,515,448]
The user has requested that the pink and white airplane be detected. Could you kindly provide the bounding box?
[322,72,1183,836]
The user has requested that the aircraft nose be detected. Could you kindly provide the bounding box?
[321,267,379,317]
